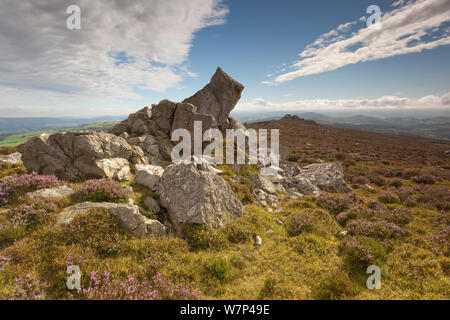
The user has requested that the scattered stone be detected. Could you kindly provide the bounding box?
[274,218,283,225]
[283,163,301,177]
[25,186,74,200]
[159,163,244,230]
[296,162,351,193]
[444,150,450,157]
[143,196,161,214]
[230,176,240,184]
[56,202,166,238]
[254,189,280,207]
[134,164,164,192]
[248,173,282,194]
[253,234,262,250]
[0,152,22,165]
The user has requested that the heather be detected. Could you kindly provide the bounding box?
[71,271,199,300]
[73,178,131,203]
[0,172,60,205]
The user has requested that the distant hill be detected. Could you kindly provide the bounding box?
[235,112,450,141]
[0,116,124,133]
[0,121,119,147]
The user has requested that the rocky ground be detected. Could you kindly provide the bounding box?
[0,69,449,300]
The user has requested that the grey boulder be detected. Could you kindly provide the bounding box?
[134,164,164,192]
[18,131,136,181]
[297,162,351,193]
[159,163,244,230]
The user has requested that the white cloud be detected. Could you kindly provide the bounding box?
[265,0,450,84]
[235,92,450,112]
[0,0,228,104]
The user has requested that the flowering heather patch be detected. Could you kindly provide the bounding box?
[366,200,388,213]
[415,185,450,211]
[0,255,11,272]
[0,172,60,205]
[378,191,400,204]
[412,174,436,185]
[316,193,359,215]
[342,240,374,266]
[389,178,403,188]
[287,213,314,236]
[74,178,131,203]
[346,219,406,239]
[74,271,199,300]
[336,206,362,226]
[2,274,45,300]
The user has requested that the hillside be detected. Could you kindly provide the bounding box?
[237,112,450,141]
[1,116,449,300]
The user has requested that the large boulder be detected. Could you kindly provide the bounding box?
[296,162,351,193]
[134,164,164,192]
[159,163,244,230]
[183,67,244,130]
[18,131,136,181]
[56,202,167,238]
[0,152,22,165]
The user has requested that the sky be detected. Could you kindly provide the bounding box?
[0,0,449,118]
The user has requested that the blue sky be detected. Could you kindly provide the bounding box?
[0,0,449,117]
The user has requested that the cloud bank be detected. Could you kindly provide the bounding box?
[236,92,450,112]
[265,0,450,84]
[0,0,228,103]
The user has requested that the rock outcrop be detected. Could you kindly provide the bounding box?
[56,202,167,238]
[183,67,244,131]
[159,163,244,230]
[0,152,22,165]
[18,131,140,181]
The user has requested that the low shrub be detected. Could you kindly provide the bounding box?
[73,178,131,203]
[316,193,359,215]
[341,239,374,268]
[378,191,400,204]
[389,178,403,188]
[73,271,199,300]
[206,258,230,283]
[229,182,255,205]
[59,210,131,257]
[347,219,405,239]
[286,213,314,236]
[1,274,45,300]
[0,172,60,205]
[181,224,229,251]
[370,175,387,187]
[313,272,359,300]
[412,174,436,185]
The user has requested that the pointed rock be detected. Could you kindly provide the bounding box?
[183,67,244,130]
